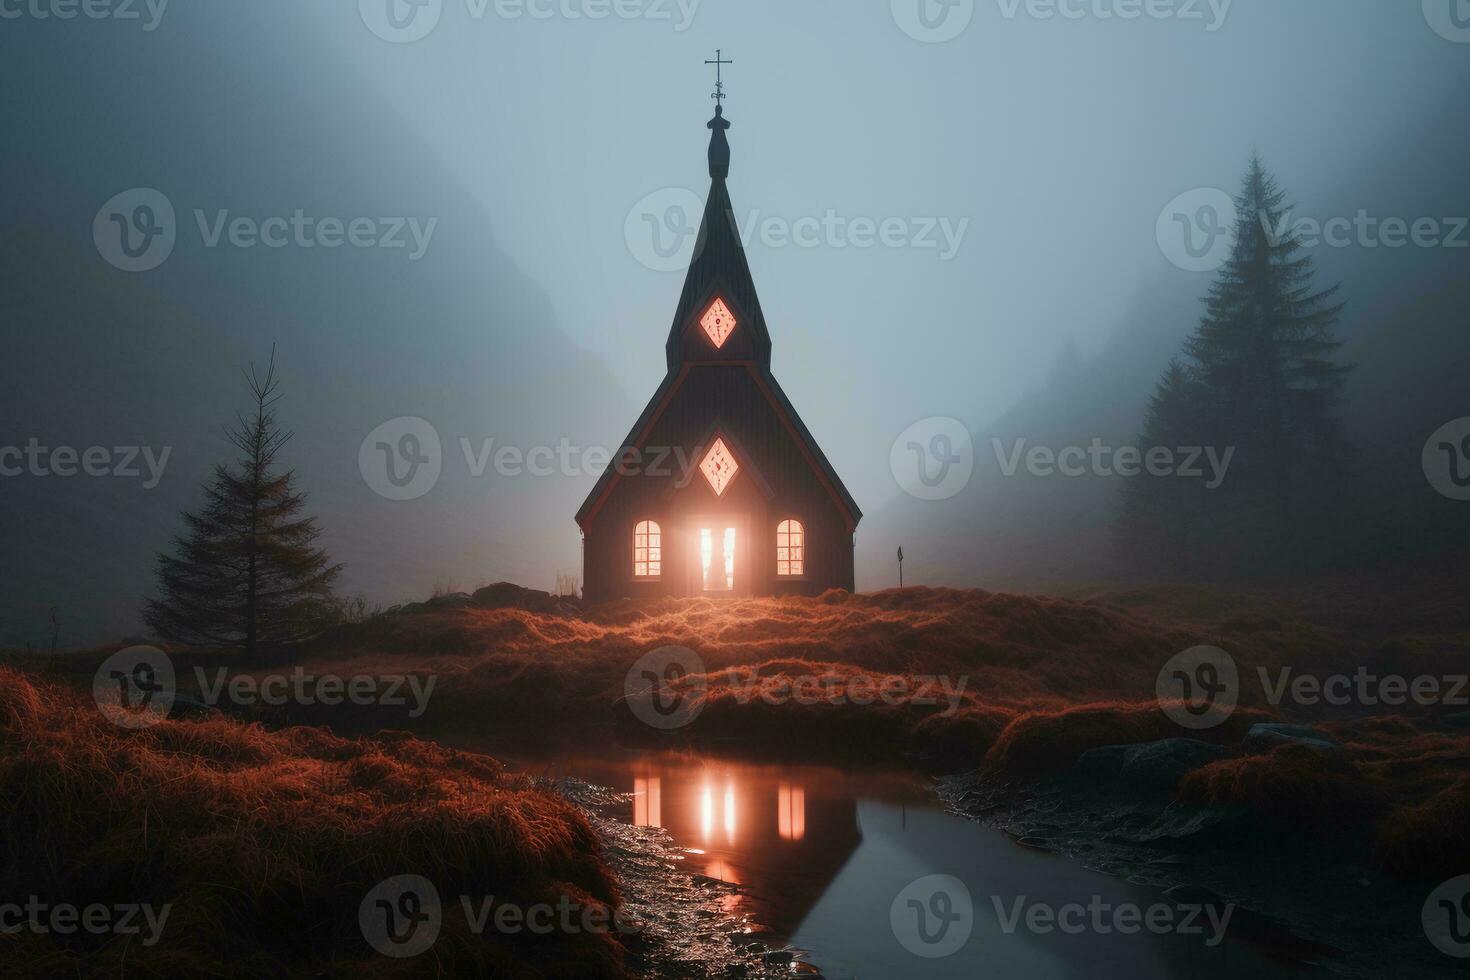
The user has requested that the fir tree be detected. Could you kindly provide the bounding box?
[145,352,341,652]
[1181,154,1352,574]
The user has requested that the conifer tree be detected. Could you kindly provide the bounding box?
[145,352,340,652]
[1183,154,1352,573]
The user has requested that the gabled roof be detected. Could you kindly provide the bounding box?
[575,361,862,533]
[577,105,861,534]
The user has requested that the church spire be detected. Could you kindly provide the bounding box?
[665,51,771,371]
[704,49,733,179]
[707,104,731,179]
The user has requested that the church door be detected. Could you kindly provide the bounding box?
[691,516,749,595]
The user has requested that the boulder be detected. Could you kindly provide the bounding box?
[1244,722,1337,751]
[471,582,577,613]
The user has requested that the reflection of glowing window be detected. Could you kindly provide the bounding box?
[776,519,804,577]
[778,783,806,841]
[698,438,739,496]
[700,297,737,349]
[724,781,736,845]
[700,784,713,842]
[633,777,661,828]
[633,520,661,578]
[700,527,736,592]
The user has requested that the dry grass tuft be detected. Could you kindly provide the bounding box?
[0,668,629,978]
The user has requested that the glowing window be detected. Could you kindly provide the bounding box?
[698,438,739,496]
[633,520,661,579]
[776,519,804,577]
[699,298,737,349]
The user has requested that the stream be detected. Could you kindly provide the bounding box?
[491,747,1315,979]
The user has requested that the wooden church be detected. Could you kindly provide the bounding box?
[576,77,861,602]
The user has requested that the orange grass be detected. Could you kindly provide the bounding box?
[0,667,630,978]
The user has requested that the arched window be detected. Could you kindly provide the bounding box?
[633,520,661,579]
[776,519,804,577]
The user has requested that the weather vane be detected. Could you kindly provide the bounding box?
[705,48,733,106]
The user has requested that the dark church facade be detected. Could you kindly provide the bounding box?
[576,102,861,602]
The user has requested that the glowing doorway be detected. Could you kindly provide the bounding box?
[699,526,736,592]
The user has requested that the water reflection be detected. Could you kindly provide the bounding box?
[777,783,805,841]
[503,750,1313,979]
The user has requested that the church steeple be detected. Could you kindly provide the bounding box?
[666,60,772,372]
[707,104,731,179]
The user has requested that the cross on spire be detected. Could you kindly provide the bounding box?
[705,48,733,106]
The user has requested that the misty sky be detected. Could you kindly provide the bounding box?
[3,0,1468,645]
[318,0,1466,498]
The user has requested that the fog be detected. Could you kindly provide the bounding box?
[2,1,1467,646]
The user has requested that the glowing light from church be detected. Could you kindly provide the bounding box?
[699,297,737,348]
[699,437,739,496]
[699,527,736,591]
[778,783,806,841]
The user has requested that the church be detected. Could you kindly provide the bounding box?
[576,73,861,602]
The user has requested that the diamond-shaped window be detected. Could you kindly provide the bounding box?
[699,437,739,496]
[700,298,737,349]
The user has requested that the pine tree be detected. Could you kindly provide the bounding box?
[1116,359,1208,578]
[145,352,341,653]
[1182,154,1352,574]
